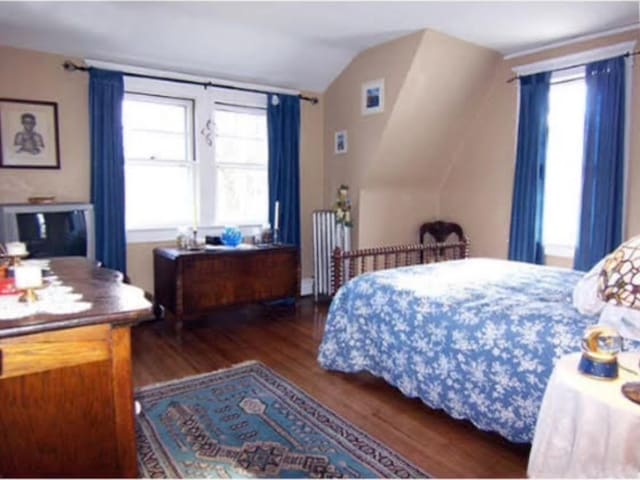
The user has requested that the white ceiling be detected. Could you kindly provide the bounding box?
[0,2,637,92]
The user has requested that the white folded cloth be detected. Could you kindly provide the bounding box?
[572,258,606,315]
[599,304,640,342]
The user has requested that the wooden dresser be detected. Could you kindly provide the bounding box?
[153,244,299,331]
[0,258,151,478]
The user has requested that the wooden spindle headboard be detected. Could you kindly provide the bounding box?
[331,240,469,295]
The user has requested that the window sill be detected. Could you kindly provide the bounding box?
[126,225,265,244]
[544,244,576,258]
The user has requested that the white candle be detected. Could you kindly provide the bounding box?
[6,242,27,256]
[274,201,280,231]
[14,265,42,289]
[193,201,198,230]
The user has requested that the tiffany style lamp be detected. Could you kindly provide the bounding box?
[599,236,640,404]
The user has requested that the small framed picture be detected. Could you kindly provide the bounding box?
[361,79,384,115]
[335,130,347,154]
[0,98,60,169]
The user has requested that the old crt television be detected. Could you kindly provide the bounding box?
[0,203,95,260]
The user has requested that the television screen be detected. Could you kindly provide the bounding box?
[17,210,87,258]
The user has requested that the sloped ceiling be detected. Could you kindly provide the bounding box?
[0,2,637,91]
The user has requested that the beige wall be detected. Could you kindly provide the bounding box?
[440,29,640,260]
[358,188,440,248]
[324,32,423,246]
[299,92,325,278]
[323,30,500,248]
[0,45,324,294]
[0,46,90,203]
[126,241,173,293]
[545,255,574,269]
[324,28,639,263]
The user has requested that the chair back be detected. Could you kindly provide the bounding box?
[419,221,466,245]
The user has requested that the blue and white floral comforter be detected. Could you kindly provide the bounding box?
[318,258,604,443]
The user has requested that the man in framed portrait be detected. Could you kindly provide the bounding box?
[14,112,45,155]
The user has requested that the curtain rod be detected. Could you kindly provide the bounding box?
[506,50,640,84]
[63,61,319,105]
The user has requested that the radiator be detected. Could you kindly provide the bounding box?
[312,210,351,300]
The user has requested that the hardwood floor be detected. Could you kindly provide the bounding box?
[131,298,530,478]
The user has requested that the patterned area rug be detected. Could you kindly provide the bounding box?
[135,361,427,478]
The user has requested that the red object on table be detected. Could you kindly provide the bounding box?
[0,277,17,295]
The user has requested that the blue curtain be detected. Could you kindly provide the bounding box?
[508,72,552,264]
[574,56,626,271]
[89,68,127,274]
[267,94,301,247]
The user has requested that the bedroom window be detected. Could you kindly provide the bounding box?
[121,75,269,242]
[213,106,269,226]
[123,94,195,230]
[542,70,586,258]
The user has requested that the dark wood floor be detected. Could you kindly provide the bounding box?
[131,298,530,478]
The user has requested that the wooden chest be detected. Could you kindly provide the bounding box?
[153,245,299,331]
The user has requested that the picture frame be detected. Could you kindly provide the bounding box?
[361,78,384,115]
[335,130,348,154]
[0,98,60,169]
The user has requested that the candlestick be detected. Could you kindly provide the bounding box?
[274,201,280,232]
[192,228,198,248]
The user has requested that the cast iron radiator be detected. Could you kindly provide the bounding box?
[312,209,351,301]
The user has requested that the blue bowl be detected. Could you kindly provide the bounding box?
[221,227,243,247]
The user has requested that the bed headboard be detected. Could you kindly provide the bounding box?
[331,240,469,295]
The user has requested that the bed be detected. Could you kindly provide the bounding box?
[318,257,609,444]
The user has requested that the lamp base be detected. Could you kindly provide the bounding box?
[578,353,618,380]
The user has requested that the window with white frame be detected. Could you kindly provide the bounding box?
[541,70,587,258]
[513,41,634,260]
[123,94,196,230]
[121,80,270,240]
[213,106,269,226]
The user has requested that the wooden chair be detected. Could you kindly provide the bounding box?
[419,221,468,260]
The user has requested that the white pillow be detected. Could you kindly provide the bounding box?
[599,304,640,342]
[572,257,607,315]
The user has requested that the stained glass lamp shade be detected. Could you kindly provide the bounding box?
[599,236,640,310]
[598,235,640,403]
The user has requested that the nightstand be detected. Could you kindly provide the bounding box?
[528,352,640,478]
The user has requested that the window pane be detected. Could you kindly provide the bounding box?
[542,78,587,252]
[123,99,187,133]
[124,130,187,161]
[215,109,266,140]
[215,167,268,225]
[216,137,267,165]
[125,164,194,229]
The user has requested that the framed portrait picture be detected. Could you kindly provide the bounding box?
[361,79,384,115]
[0,98,60,169]
[335,130,347,154]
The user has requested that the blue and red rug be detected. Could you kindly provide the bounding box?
[135,361,427,478]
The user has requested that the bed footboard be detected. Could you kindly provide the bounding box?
[331,240,469,295]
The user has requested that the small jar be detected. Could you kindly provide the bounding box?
[261,226,273,244]
[176,227,189,249]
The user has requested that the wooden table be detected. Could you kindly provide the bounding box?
[0,257,152,478]
[154,244,299,332]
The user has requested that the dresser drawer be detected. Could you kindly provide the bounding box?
[0,324,111,380]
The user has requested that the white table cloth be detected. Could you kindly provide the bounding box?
[528,352,640,478]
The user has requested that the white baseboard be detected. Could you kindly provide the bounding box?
[301,277,313,296]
